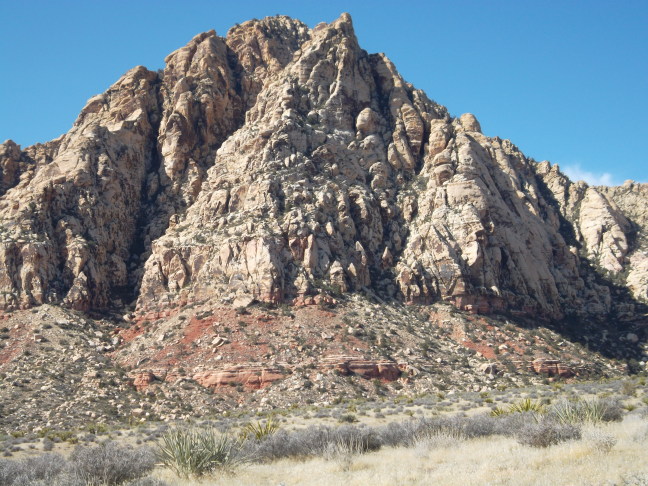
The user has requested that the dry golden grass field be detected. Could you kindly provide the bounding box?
[152,417,647,486]
[1,377,647,485]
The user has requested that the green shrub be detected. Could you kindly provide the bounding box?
[240,419,279,441]
[157,428,243,478]
[549,398,623,424]
[508,398,546,414]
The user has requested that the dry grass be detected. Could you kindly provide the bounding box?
[150,414,648,486]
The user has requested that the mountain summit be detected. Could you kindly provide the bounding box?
[0,14,646,321]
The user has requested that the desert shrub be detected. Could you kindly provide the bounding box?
[584,428,617,453]
[379,413,531,446]
[42,438,55,451]
[245,424,380,462]
[462,413,529,438]
[338,413,358,423]
[421,416,467,440]
[0,453,68,485]
[618,473,648,485]
[323,435,370,459]
[378,418,431,447]
[70,441,155,485]
[550,398,623,424]
[490,406,508,416]
[322,430,376,472]
[377,414,524,448]
[157,428,243,478]
[242,428,315,461]
[516,419,581,448]
[334,425,381,453]
[413,432,462,453]
[16,474,84,486]
[240,419,279,441]
[462,414,505,438]
[507,398,546,414]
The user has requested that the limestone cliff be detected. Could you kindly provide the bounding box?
[0,14,646,322]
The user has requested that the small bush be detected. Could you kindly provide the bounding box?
[490,407,507,417]
[378,419,430,447]
[516,420,581,448]
[550,398,623,424]
[240,419,279,441]
[508,398,546,414]
[246,424,380,462]
[42,438,55,451]
[338,414,358,423]
[70,441,155,485]
[0,453,68,485]
[157,428,243,478]
[619,472,648,485]
[584,428,617,453]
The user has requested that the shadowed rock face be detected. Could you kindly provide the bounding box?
[0,14,645,321]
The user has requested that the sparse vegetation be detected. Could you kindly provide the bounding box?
[240,418,279,441]
[516,419,582,448]
[549,397,623,424]
[0,442,157,485]
[70,441,156,485]
[156,428,243,478]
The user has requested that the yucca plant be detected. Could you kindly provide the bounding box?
[508,398,546,414]
[550,398,622,424]
[490,407,508,417]
[550,400,582,424]
[157,427,243,478]
[240,418,280,441]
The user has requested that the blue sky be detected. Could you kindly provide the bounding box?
[1,0,646,185]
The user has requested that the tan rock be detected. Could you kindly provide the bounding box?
[0,13,644,326]
[320,355,401,381]
[193,365,285,389]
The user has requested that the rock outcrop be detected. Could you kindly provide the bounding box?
[531,358,575,378]
[0,14,646,323]
[598,182,648,302]
[320,355,402,381]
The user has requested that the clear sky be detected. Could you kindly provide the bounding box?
[1,0,646,185]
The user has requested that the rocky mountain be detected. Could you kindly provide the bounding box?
[0,14,646,428]
[1,14,646,322]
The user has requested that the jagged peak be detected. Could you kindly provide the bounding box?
[333,12,354,31]
[455,113,482,133]
[1,139,20,152]
[163,29,219,67]
[226,15,309,39]
[311,12,357,45]
[226,15,310,75]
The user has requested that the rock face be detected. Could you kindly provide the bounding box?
[320,355,402,381]
[193,365,286,390]
[598,182,648,303]
[531,358,575,378]
[0,14,646,321]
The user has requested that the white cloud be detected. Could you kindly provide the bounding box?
[562,163,617,186]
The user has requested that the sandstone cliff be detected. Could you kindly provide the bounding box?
[0,14,646,323]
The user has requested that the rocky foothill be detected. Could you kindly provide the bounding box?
[0,14,646,431]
